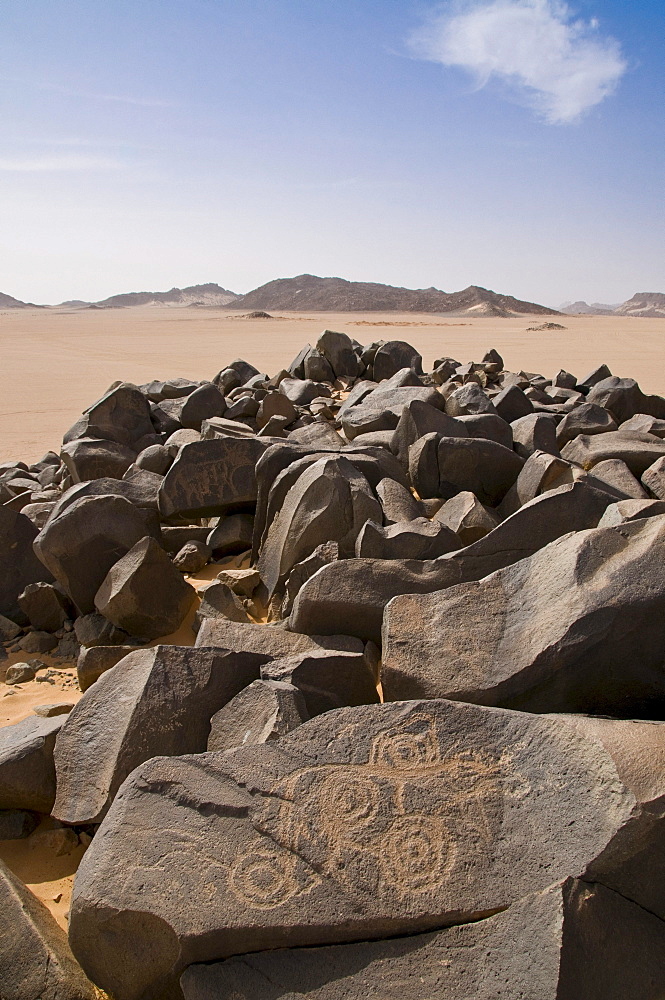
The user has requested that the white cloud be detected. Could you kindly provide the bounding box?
[0,155,125,171]
[409,0,627,123]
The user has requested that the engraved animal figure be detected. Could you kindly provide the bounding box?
[229,713,503,909]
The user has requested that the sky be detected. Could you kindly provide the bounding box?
[0,0,663,308]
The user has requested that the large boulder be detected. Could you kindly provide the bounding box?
[372,341,422,380]
[60,437,136,482]
[0,858,95,1000]
[159,437,268,518]
[561,431,665,475]
[63,382,153,448]
[315,330,361,378]
[390,398,466,464]
[555,402,618,447]
[53,645,267,825]
[0,714,64,812]
[257,455,381,596]
[94,536,196,640]
[288,483,617,642]
[0,506,54,622]
[260,647,379,716]
[382,514,665,716]
[354,517,460,560]
[18,581,72,632]
[586,377,665,423]
[437,437,524,505]
[69,700,664,999]
[181,878,665,1000]
[33,495,159,614]
[341,387,442,440]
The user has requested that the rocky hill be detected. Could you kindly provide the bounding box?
[0,291,36,308]
[615,292,665,318]
[559,300,616,315]
[94,283,239,308]
[230,274,558,316]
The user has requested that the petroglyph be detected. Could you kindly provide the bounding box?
[229,713,504,909]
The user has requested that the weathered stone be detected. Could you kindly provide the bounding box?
[456,412,513,449]
[355,517,460,560]
[181,878,665,1000]
[290,482,614,642]
[33,702,75,717]
[214,567,261,596]
[0,808,38,839]
[591,458,649,499]
[598,497,665,527]
[511,412,559,459]
[135,443,172,474]
[172,540,210,573]
[437,436,524,505]
[0,613,22,641]
[34,494,158,614]
[207,679,309,752]
[225,394,259,420]
[199,416,255,441]
[53,645,266,825]
[620,413,665,439]
[0,715,63,812]
[315,330,360,379]
[341,387,442,440]
[69,700,660,999]
[17,629,58,653]
[76,644,140,691]
[281,543,339,617]
[206,513,254,557]
[561,431,665,475]
[279,377,330,406]
[5,661,38,684]
[0,858,95,1000]
[256,390,297,430]
[179,382,227,430]
[95,536,196,641]
[497,449,572,516]
[287,421,343,449]
[445,383,497,417]
[257,455,381,596]
[587,376,665,423]
[492,384,533,423]
[143,377,201,402]
[390,398,466,464]
[434,491,500,544]
[48,475,161,514]
[160,525,211,554]
[194,581,252,629]
[375,477,422,523]
[642,455,665,499]
[382,514,665,716]
[60,437,136,483]
[261,647,379,716]
[303,348,335,383]
[18,582,71,632]
[64,382,153,448]
[372,340,422,380]
[578,363,612,388]
[0,507,54,622]
[556,402,618,447]
[74,612,135,647]
[159,437,267,518]
[196,615,363,655]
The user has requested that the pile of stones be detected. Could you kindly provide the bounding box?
[3,330,665,998]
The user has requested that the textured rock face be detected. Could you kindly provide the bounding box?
[53,645,266,824]
[0,858,96,1000]
[207,679,309,752]
[33,494,158,614]
[382,515,665,716]
[67,700,656,999]
[181,878,665,1000]
[94,535,196,640]
[0,714,63,812]
[158,437,268,518]
[0,506,54,622]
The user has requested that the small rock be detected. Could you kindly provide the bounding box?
[5,662,37,684]
[172,540,211,573]
[0,808,39,839]
[33,703,75,718]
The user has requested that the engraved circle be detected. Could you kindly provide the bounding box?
[229,850,295,907]
[372,729,439,769]
[382,816,450,891]
[317,773,380,828]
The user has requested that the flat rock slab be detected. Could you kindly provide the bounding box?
[0,714,64,813]
[181,878,665,1000]
[69,700,646,999]
[0,858,95,1000]
[382,515,665,717]
[159,437,268,518]
[53,645,267,824]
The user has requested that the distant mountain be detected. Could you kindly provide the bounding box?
[559,301,616,315]
[0,291,35,308]
[230,274,558,316]
[614,292,665,319]
[94,283,239,308]
[59,299,92,308]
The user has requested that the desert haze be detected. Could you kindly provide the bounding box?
[1,305,663,464]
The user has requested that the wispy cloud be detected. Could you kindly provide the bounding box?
[409,0,627,123]
[0,155,125,172]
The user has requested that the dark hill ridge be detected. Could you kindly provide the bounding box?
[0,291,41,308]
[230,274,558,316]
[95,283,239,308]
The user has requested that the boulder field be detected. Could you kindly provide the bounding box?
[2,333,665,998]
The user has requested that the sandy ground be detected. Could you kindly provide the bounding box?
[0,556,245,929]
[1,306,664,464]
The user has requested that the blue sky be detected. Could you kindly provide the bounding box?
[0,0,662,306]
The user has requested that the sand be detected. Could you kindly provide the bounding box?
[1,306,664,464]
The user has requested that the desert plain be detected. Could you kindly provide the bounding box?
[1,305,664,464]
